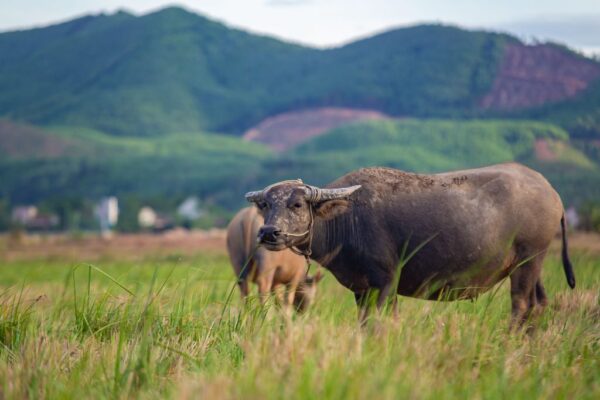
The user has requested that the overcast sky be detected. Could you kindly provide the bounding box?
[2,1,599,54]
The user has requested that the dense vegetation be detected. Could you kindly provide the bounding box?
[0,237,598,398]
[1,118,599,232]
[259,119,600,203]
[0,7,512,136]
[0,126,270,207]
[517,80,600,141]
[1,7,600,230]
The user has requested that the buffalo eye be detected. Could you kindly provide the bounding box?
[257,201,268,210]
[294,202,302,209]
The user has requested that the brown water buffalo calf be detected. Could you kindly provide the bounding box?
[245,163,575,327]
[226,206,323,312]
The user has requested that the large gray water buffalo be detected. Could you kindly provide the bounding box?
[245,163,575,327]
[226,206,323,313]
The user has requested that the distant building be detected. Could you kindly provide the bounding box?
[95,197,119,237]
[565,206,580,229]
[138,206,157,229]
[137,206,174,232]
[11,206,38,225]
[153,214,175,232]
[11,205,59,230]
[177,197,204,221]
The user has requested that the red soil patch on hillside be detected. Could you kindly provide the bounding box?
[0,120,81,159]
[480,43,600,110]
[243,107,390,151]
[534,138,557,161]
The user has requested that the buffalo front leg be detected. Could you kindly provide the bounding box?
[283,282,299,316]
[355,282,395,326]
[256,270,275,307]
[354,291,369,327]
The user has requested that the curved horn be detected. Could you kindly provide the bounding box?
[245,190,264,202]
[245,179,304,202]
[304,185,362,202]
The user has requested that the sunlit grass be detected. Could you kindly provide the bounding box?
[0,251,598,399]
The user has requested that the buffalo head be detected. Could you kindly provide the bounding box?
[245,179,361,251]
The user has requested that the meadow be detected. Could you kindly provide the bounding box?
[0,233,598,399]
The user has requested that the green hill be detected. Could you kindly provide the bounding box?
[5,6,592,137]
[1,119,598,218]
[256,119,600,204]
[0,120,91,159]
[296,26,508,117]
[0,125,271,208]
[0,7,316,136]
[519,79,600,140]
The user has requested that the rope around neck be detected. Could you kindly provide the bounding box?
[286,205,314,272]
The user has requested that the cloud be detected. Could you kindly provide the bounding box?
[266,0,311,6]
[501,15,600,47]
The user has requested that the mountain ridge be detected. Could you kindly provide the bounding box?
[1,6,598,137]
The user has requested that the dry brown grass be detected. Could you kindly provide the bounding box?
[0,229,226,263]
[3,229,599,263]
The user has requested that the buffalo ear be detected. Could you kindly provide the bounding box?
[314,199,350,221]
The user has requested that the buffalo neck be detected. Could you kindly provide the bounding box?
[300,211,359,268]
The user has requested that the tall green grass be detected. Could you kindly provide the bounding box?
[0,251,598,399]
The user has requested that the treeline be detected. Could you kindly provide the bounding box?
[2,118,600,234]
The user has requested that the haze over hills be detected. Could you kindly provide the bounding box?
[1,6,600,224]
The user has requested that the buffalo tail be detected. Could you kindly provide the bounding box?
[561,214,576,289]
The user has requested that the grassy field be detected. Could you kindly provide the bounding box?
[0,234,599,399]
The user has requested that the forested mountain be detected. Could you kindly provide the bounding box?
[1,6,598,137]
[1,6,600,225]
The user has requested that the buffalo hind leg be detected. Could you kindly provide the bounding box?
[510,254,545,331]
[535,280,548,308]
[238,279,250,299]
[236,259,254,304]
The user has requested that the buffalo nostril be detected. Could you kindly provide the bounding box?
[258,225,281,242]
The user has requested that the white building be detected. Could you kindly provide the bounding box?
[95,197,119,236]
[565,206,580,229]
[11,206,38,225]
[177,197,204,221]
[138,206,157,229]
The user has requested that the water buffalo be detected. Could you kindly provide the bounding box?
[245,163,575,327]
[226,206,323,313]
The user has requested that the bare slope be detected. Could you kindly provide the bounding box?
[480,43,600,110]
[243,108,390,151]
[0,120,86,159]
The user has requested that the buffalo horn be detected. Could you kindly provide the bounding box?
[245,179,305,202]
[244,191,263,202]
[304,185,362,202]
